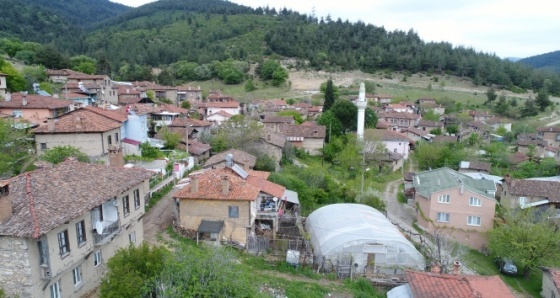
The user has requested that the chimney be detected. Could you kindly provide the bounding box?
[0,181,12,223]
[452,261,461,275]
[190,175,199,193]
[75,117,82,129]
[22,95,27,106]
[47,118,55,132]
[430,262,442,274]
[222,176,229,195]
[4,92,11,101]
[225,153,233,168]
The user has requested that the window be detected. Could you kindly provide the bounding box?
[50,280,61,298]
[75,220,86,246]
[107,135,112,145]
[436,212,450,222]
[72,265,82,286]
[519,197,526,207]
[115,133,119,142]
[129,231,136,244]
[556,134,560,141]
[40,143,47,151]
[38,238,49,266]
[57,230,70,256]
[469,197,481,207]
[467,216,482,226]
[122,195,130,217]
[12,110,23,118]
[438,194,450,203]
[134,189,141,210]
[228,206,239,218]
[94,250,102,267]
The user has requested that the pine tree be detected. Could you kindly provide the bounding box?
[323,79,335,111]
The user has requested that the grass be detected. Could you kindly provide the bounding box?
[397,184,407,204]
[463,249,542,297]
[145,183,174,212]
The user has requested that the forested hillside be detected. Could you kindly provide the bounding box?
[1,0,560,97]
[519,50,560,74]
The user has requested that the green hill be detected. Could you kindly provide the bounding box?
[518,50,560,73]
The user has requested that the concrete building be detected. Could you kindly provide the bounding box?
[278,122,326,156]
[0,159,153,298]
[413,167,497,250]
[0,93,73,125]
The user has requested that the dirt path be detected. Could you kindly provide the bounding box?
[143,187,179,245]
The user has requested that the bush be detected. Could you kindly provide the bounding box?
[41,146,89,164]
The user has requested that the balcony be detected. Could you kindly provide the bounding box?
[94,219,120,245]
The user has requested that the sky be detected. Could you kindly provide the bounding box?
[112,0,560,59]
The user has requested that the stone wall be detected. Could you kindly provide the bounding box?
[0,237,33,297]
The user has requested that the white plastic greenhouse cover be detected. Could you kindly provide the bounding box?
[306,203,425,270]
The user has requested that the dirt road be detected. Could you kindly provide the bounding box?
[143,187,179,245]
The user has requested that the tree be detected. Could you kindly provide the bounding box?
[34,45,68,69]
[422,109,440,122]
[0,118,33,177]
[209,116,263,152]
[41,146,89,164]
[140,142,164,159]
[159,126,182,149]
[180,101,191,109]
[277,110,303,124]
[100,243,169,298]
[323,79,335,111]
[365,107,378,128]
[488,208,560,279]
[536,87,552,111]
[317,111,343,142]
[421,234,467,274]
[445,124,459,135]
[0,63,26,92]
[485,87,497,105]
[69,55,97,74]
[364,80,376,94]
[355,188,386,212]
[330,99,358,132]
[244,79,256,92]
[254,152,276,171]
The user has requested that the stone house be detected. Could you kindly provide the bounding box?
[537,126,560,147]
[203,149,256,170]
[261,115,294,133]
[206,110,233,126]
[402,127,434,144]
[469,110,494,122]
[541,268,560,298]
[418,102,445,116]
[416,119,443,133]
[0,72,7,98]
[501,175,560,211]
[0,159,153,298]
[0,93,73,125]
[413,167,497,250]
[254,131,286,170]
[378,111,420,132]
[132,81,178,104]
[278,122,326,156]
[373,94,393,104]
[485,117,512,132]
[177,86,203,103]
[65,73,117,104]
[34,108,123,162]
[458,161,491,174]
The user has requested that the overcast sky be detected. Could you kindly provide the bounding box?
[112,0,560,59]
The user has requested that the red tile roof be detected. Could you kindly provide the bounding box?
[378,111,421,120]
[206,101,240,108]
[406,271,515,298]
[0,159,154,238]
[203,149,256,169]
[34,108,122,133]
[278,123,326,138]
[543,268,560,293]
[364,129,412,142]
[293,102,312,108]
[537,126,560,133]
[506,178,560,202]
[174,167,261,201]
[209,110,233,118]
[0,93,72,109]
[170,117,212,127]
[247,175,285,198]
[83,106,128,122]
[262,115,294,123]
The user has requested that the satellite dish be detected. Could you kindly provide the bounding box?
[273,197,278,202]
[95,222,104,235]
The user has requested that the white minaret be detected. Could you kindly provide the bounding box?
[356,82,367,141]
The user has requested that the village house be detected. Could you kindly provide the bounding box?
[203,149,256,170]
[402,127,434,144]
[469,110,494,122]
[0,72,7,98]
[65,73,117,104]
[116,85,142,105]
[385,103,415,114]
[458,161,491,174]
[61,92,96,108]
[0,159,153,298]
[206,110,233,126]
[387,271,515,298]
[501,175,560,212]
[417,98,436,105]
[132,81,178,105]
[46,69,77,84]
[34,107,124,162]
[168,117,212,141]
[485,117,512,132]
[174,159,295,245]
[0,93,73,125]
[413,167,497,250]
[292,102,312,110]
[378,111,420,132]
[537,126,560,147]
[261,115,295,133]
[418,102,445,116]
[364,129,412,159]
[278,122,326,156]
[177,86,202,103]
[541,268,560,298]
[373,94,393,104]
[416,119,443,132]
[254,131,286,170]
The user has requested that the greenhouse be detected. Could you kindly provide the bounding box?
[306,204,425,277]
